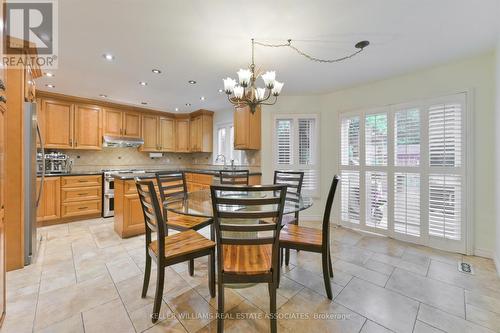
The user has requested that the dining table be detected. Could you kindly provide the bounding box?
[163,188,314,220]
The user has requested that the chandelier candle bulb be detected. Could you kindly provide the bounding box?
[261,71,276,89]
[223,77,237,93]
[272,81,284,96]
[233,86,245,99]
[237,69,252,87]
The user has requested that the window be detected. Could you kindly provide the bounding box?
[274,115,319,196]
[339,93,467,253]
[214,123,244,165]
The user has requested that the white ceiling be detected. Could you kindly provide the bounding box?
[36,0,500,112]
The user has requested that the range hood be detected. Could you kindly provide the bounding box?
[103,135,144,148]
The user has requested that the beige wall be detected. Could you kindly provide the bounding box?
[495,38,500,269]
[262,52,496,256]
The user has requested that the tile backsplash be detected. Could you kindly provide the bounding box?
[60,148,261,173]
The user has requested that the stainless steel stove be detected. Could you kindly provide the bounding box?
[102,169,146,217]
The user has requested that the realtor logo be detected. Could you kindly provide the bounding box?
[3,0,58,68]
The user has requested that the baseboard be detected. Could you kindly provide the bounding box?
[473,248,494,259]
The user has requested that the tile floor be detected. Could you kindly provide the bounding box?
[2,218,500,333]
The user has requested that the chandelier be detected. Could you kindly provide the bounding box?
[222,38,370,113]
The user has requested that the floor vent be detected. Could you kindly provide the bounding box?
[458,262,474,274]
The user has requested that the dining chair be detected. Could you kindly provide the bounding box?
[279,175,339,299]
[135,178,216,323]
[273,170,304,265]
[218,169,249,185]
[156,171,214,276]
[210,184,287,333]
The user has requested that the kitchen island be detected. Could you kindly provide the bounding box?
[113,169,261,238]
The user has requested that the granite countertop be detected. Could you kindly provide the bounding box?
[39,171,103,178]
[112,168,262,180]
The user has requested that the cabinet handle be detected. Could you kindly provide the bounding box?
[124,129,127,135]
[78,206,88,210]
[77,193,88,196]
[0,80,5,91]
[78,180,87,183]
[69,139,73,146]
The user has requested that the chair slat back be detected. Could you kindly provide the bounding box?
[135,178,166,253]
[322,175,340,246]
[210,185,287,248]
[219,170,250,185]
[274,171,304,218]
[156,171,187,221]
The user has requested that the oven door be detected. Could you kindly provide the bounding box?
[103,193,114,217]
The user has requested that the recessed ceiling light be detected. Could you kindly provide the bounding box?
[200,96,205,101]
[139,81,147,86]
[44,72,55,77]
[99,94,108,98]
[152,69,161,74]
[45,84,55,88]
[188,80,196,84]
[185,103,191,106]
[103,53,114,61]
[218,89,223,93]
[175,107,179,112]
[141,102,148,105]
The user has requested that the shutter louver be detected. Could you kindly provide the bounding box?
[365,113,388,166]
[395,109,420,166]
[429,175,462,240]
[298,119,314,165]
[341,117,360,166]
[394,173,420,236]
[429,103,462,167]
[276,119,293,165]
[217,127,227,157]
[341,171,360,224]
[366,172,388,229]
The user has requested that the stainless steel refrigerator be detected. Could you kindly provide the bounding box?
[23,102,44,265]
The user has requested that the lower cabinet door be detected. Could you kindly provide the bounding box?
[61,200,101,218]
[123,194,145,236]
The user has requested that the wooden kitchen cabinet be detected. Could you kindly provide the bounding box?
[74,104,102,150]
[234,105,261,150]
[0,45,6,324]
[103,108,141,138]
[141,114,160,152]
[41,99,74,149]
[175,118,190,152]
[36,177,61,223]
[39,98,102,150]
[114,179,146,238]
[159,117,176,151]
[60,175,101,219]
[189,112,213,152]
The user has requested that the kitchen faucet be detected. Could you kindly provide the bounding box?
[215,154,227,169]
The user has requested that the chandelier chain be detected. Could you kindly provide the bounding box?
[254,39,365,63]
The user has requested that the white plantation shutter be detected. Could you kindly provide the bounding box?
[217,127,227,157]
[428,175,462,240]
[341,116,360,166]
[341,171,360,223]
[394,173,420,236]
[365,113,388,166]
[273,115,319,196]
[215,123,244,165]
[395,109,420,166]
[340,93,467,253]
[276,119,293,165]
[429,103,462,167]
[365,172,388,230]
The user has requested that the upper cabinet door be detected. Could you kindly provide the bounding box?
[141,114,159,151]
[74,105,102,150]
[234,105,261,150]
[123,111,141,138]
[42,99,74,149]
[103,108,123,136]
[175,119,190,152]
[159,117,175,151]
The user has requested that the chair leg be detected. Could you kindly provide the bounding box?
[280,248,284,267]
[285,248,290,266]
[152,264,165,323]
[189,259,194,276]
[208,252,215,298]
[141,255,151,298]
[268,283,277,333]
[321,251,333,300]
[210,224,215,241]
[217,280,224,333]
[328,249,334,278]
